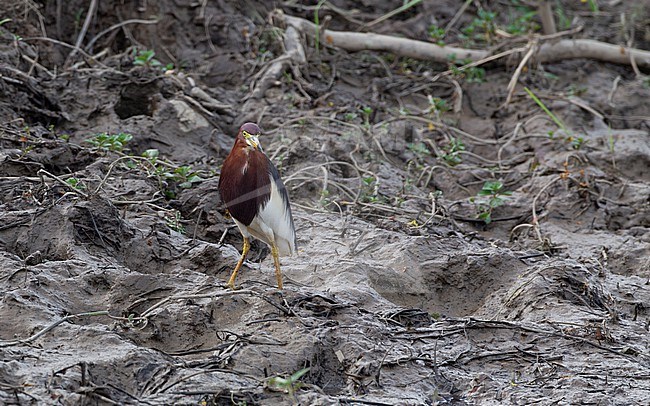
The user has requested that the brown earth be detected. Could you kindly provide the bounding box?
[1,0,649,405]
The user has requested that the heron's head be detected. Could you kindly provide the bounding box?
[239,122,262,150]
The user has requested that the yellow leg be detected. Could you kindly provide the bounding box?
[227,237,250,289]
[271,243,283,290]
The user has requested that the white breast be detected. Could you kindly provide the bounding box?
[246,173,296,256]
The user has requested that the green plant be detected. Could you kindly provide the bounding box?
[448,54,485,83]
[470,180,512,224]
[566,84,587,97]
[555,4,571,30]
[524,87,569,134]
[172,165,203,189]
[505,6,540,35]
[568,135,586,150]
[74,9,83,32]
[460,9,497,45]
[142,148,160,163]
[360,106,373,128]
[319,189,331,207]
[164,210,186,233]
[428,25,446,45]
[282,71,293,85]
[407,142,430,157]
[344,112,358,122]
[0,18,11,26]
[268,367,310,397]
[585,0,599,13]
[360,176,379,203]
[313,0,327,51]
[140,149,203,198]
[642,77,650,88]
[406,141,431,169]
[86,132,133,152]
[65,177,85,190]
[440,137,465,166]
[398,107,410,116]
[133,49,174,71]
[426,95,450,118]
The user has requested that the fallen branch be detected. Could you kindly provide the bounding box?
[277,12,650,69]
[248,24,306,100]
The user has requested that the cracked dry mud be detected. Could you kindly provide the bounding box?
[1,1,649,405]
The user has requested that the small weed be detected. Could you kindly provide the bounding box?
[524,87,569,134]
[448,54,485,83]
[427,25,446,45]
[585,0,599,13]
[407,141,431,168]
[566,84,587,97]
[0,18,11,26]
[360,106,373,128]
[282,71,293,85]
[426,95,449,117]
[407,142,431,157]
[172,165,203,189]
[607,131,616,155]
[74,9,83,32]
[505,7,539,35]
[555,5,571,30]
[133,49,174,71]
[313,0,327,52]
[65,177,85,190]
[361,176,379,203]
[140,149,203,197]
[86,132,132,152]
[460,9,497,45]
[164,210,186,234]
[344,112,358,122]
[22,125,31,139]
[470,180,512,224]
[440,137,465,166]
[319,189,331,207]
[142,148,160,163]
[268,367,310,397]
[642,77,650,88]
[569,135,586,150]
[18,145,34,159]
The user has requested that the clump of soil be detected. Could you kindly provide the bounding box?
[1,1,649,404]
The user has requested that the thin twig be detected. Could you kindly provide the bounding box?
[85,18,159,51]
[0,311,109,347]
[66,0,98,65]
[360,0,422,30]
[38,169,88,198]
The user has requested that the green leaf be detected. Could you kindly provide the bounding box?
[142,149,159,159]
[478,211,492,224]
[268,377,289,386]
[290,367,310,383]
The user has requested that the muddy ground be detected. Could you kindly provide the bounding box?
[1,0,649,405]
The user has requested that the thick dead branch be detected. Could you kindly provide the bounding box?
[278,13,650,69]
[535,39,650,68]
[282,13,483,62]
[249,25,306,99]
